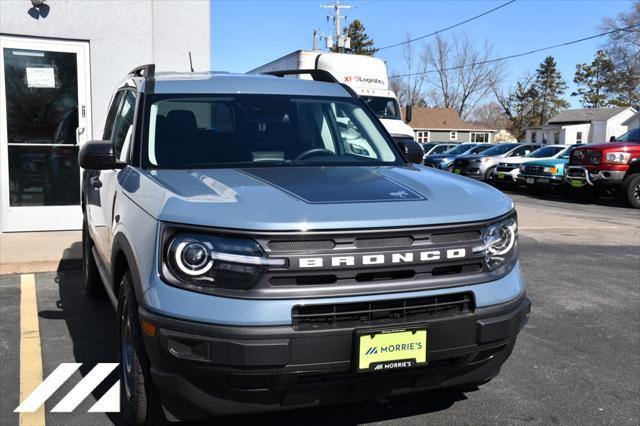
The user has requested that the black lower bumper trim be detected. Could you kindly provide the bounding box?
[139,294,530,416]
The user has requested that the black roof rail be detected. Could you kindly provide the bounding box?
[264,69,337,83]
[128,64,156,79]
[263,69,357,98]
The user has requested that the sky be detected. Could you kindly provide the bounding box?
[211,0,635,108]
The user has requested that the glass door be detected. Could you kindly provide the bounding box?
[0,36,91,232]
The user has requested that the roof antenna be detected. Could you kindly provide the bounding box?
[188,51,194,72]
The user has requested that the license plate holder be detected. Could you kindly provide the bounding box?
[355,327,428,373]
[571,179,583,188]
[526,178,534,184]
[497,172,505,179]
[454,168,461,174]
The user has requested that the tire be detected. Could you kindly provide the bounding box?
[117,272,167,426]
[622,174,640,208]
[484,167,496,183]
[82,216,105,298]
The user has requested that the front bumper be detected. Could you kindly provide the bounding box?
[517,173,564,186]
[494,167,520,183]
[452,163,488,179]
[565,166,626,187]
[139,294,530,416]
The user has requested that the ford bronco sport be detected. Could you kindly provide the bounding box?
[80,65,530,425]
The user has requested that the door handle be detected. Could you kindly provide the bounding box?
[90,176,102,189]
[75,126,85,145]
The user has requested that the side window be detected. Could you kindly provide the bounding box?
[111,91,137,161]
[511,145,533,157]
[102,91,125,140]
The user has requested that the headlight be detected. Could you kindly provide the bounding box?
[605,152,631,164]
[165,233,286,290]
[543,166,558,174]
[475,215,518,271]
[474,157,490,163]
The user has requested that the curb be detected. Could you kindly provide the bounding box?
[0,258,82,275]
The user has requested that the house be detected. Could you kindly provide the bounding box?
[525,107,637,146]
[622,111,640,131]
[0,0,211,232]
[410,107,497,144]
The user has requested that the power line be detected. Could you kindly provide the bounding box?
[377,0,517,51]
[388,22,640,79]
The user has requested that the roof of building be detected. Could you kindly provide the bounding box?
[547,107,628,124]
[410,107,494,131]
[135,72,352,97]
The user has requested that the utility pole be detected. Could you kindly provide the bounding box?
[321,0,352,52]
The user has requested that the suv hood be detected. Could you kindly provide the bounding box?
[523,158,568,167]
[121,166,513,231]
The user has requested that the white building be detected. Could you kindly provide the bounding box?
[622,111,640,131]
[0,0,211,232]
[525,107,637,146]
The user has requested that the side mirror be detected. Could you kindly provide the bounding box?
[79,140,125,170]
[404,104,412,123]
[395,138,424,164]
[610,136,616,142]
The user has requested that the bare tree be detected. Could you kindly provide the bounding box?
[471,102,511,130]
[600,0,640,106]
[492,73,537,140]
[391,33,428,106]
[423,33,503,119]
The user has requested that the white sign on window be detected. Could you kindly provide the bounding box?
[26,67,56,88]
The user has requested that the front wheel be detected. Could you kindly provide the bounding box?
[622,174,640,208]
[117,272,167,426]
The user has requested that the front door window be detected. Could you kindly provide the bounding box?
[4,48,80,206]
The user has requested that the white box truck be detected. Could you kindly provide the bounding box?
[248,50,416,142]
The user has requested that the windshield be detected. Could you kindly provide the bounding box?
[615,128,640,142]
[443,144,476,155]
[360,96,401,120]
[479,143,520,156]
[527,146,565,158]
[145,94,400,168]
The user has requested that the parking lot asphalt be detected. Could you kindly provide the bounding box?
[1,191,638,426]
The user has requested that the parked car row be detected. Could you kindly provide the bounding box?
[421,129,640,208]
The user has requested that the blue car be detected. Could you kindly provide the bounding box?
[424,143,493,170]
[79,65,529,423]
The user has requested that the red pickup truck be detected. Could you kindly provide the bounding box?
[565,128,640,208]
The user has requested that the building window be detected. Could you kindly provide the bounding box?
[576,131,583,143]
[415,130,429,143]
[471,132,489,143]
[530,131,537,143]
[542,131,548,145]
[553,130,560,144]
[450,131,457,141]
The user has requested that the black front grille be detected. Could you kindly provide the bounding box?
[454,160,470,168]
[292,292,474,330]
[354,236,413,249]
[522,165,545,176]
[571,149,601,165]
[268,240,336,251]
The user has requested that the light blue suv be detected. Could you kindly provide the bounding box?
[79,65,530,424]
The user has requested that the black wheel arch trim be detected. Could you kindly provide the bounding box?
[112,232,146,307]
